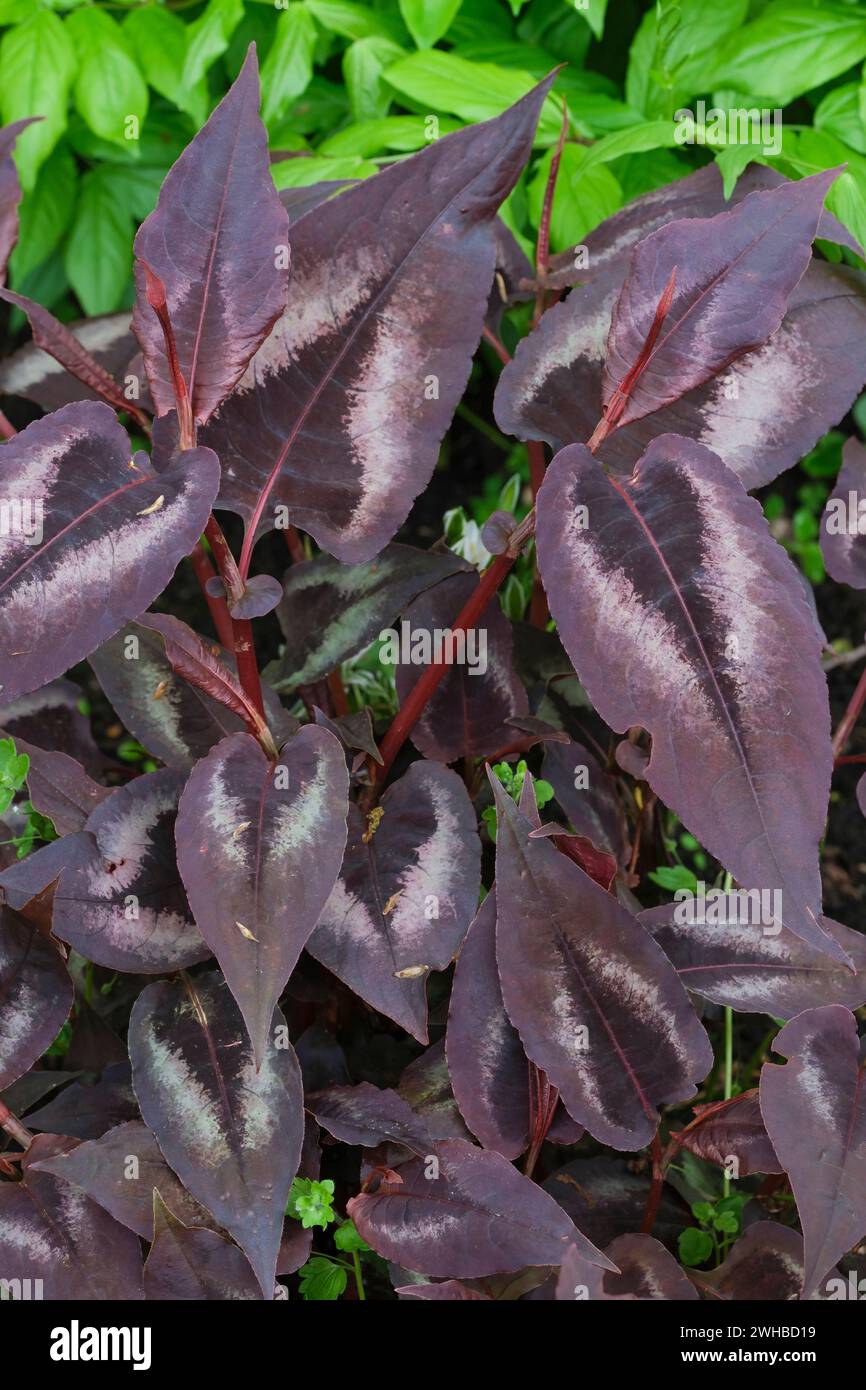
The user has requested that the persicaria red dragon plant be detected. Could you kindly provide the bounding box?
[1,51,866,1306]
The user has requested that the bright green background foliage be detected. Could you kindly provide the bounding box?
[4,0,866,321]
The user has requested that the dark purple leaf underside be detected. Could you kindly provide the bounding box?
[11,733,110,834]
[266,542,470,691]
[128,971,304,1297]
[0,401,220,706]
[0,1133,144,1299]
[640,901,866,1017]
[202,76,555,564]
[134,612,270,740]
[175,727,348,1065]
[537,436,838,962]
[679,1091,781,1177]
[0,903,73,1088]
[308,761,481,1041]
[0,288,136,417]
[602,169,837,428]
[348,1138,613,1278]
[144,1202,262,1300]
[446,891,531,1160]
[492,780,713,1150]
[29,1119,218,1239]
[307,1082,434,1157]
[820,437,866,588]
[0,313,140,413]
[52,768,208,973]
[556,1232,696,1301]
[394,571,529,762]
[759,1005,866,1300]
[133,45,289,425]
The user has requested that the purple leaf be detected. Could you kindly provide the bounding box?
[227,573,283,619]
[536,435,838,962]
[393,571,529,762]
[677,1091,782,1177]
[0,119,36,283]
[693,1221,833,1301]
[51,768,208,973]
[144,1196,263,1300]
[348,1137,613,1278]
[397,1039,473,1142]
[175,727,348,1065]
[265,543,470,692]
[24,1063,138,1139]
[0,676,108,775]
[202,76,554,565]
[0,1133,144,1299]
[759,1004,866,1300]
[0,312,141,414]
[541,737,628,863]
[601,169,838,430]
[0,402,220,706]
[491,778,713,1149]
[640,901,866,1017]
[128,970,304,1298]
[0,903,73,1089]
[543,1155,690,1252]
[133,45,289,426]
[308,761,481,1042]
[556,1233,696,1301]
[396,1280,492,1300]
[29,1119,218,1239]
[821,438,866,588]
[9,734,110,834]
[307,1082,433,1157]
[446,892,531,1160]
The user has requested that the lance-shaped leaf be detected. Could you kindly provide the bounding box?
[348,1138,613,1278]
[30,1120,219,1239]
[446,892,531,1160]
[0,119,36,282]
[307,761,481,1042]
[536,436,838,961]
[759,1005,866,1300]
[307,1082,433,1157]
[491,780,712,1150]
[393,571,529,762]
[821,438,866,589]
[677,1091,781,1177]
[144,1196,262,1301]
[10,734,110,834]
[265,543,469,692]
[135,612,279,754]
[0,312,140,414]
[52,768,209,973]
[175,727,348,1066]
[0,402,220,706]
[693,1221,833,1301]
[133,46,289,425]
[0,1134,144,1299]
[640,901,866,1018]
[202,76,555,565]
[0,903,73,1089]
[128,971,304,1297]
[556,1233,697,1301]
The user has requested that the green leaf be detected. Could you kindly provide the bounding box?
[712,2,866,104]
[0,12,78,190]
[815,83,866,157]
[64,166,133,315]
[678,1227,715,1267]
[286,1177,336,1230]
[575,0,607,42]
[343,36,406,121]
[182,0,244,90]
[271,154,377,188]
[528,142,622,252]
[334,1219,370,1253]
[501,572,526,623]
[0,737,29,818]
[647,865,699,893]
[384,50,565,145]
[298,1256,347,1300]
[305,0,405,43]
[13,801,56,859]
[801,431,844,480]
[104,164,167,223]
[574,119,680,174]
[66,9,148,148]
[9,144,76,282]
[626,1,749,119]
[691,1200,715,1225]
[261,3,318,127]
[319,114,460,157]
[123,6,209,127]
[0,0,37,22]
[398,0,462,50]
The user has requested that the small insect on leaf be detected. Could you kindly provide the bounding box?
[137,495,165,517]
[235,921,258,942]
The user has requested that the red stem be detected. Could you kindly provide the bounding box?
[534,106,569,327]
[190,540,235,650]
[526,440,549,628]
[481,325,511,366]
[232,620,266,721]
[832,662,866,758]
[641,1133,665,1235]
[0,1098,32,1150]
[0,409,17,440]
